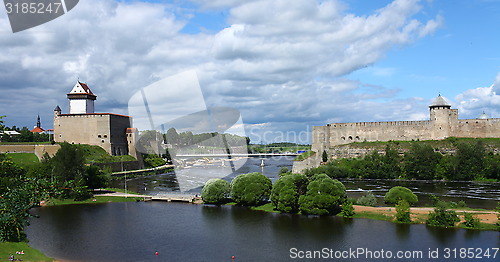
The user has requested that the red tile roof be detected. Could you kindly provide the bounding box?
[30,126,45,133]
[78,81,95,95]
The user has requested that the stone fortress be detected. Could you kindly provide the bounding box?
[53,81,139,158]
[293,95,500,173]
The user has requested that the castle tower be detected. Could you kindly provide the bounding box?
[429,95,457,139]
[67,81,97,114]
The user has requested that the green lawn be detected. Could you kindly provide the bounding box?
[46,196,143,206]
[0,242,53,262]
[6,153,39,168]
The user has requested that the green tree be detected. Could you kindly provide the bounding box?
[0,178,48,242]
[143,154,166,168]
[461,212,479,229]
[382,145,402,179]
[426,203,460,227]
[298,174,346,215]
[0,115,5,131]
[453,141,486,180]
[165,128,179,145]
[356,191,377,207]
[322,150,328,163]
[202,179,230,205]
[278,167,290,177]
[83,165,109,190]
[384,186,418,206]
[230,172,272,206]
[0,154,25,194]
[339,200,355,218]
[395,200,411,223]
[270,173,308,213]
[404,143,441,180]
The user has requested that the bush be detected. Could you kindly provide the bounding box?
[202,179,231,205]
[339,201,355,218]
[270,173,308,213]
[426,203,460,227]
[384,186,418,206]
[462,212,479,229]
[278,167,290,177]
[298,175,346,216]
[356,191,377,206]
[230,172,272,206]
[395,200,411,223]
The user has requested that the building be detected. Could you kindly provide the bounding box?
[311,95,500,154]
[53,81,137,157]
[30,115,45,133]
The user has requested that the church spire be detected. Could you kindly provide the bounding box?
[36,114,41,128]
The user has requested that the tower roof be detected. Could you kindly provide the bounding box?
[67,81,97,100]
[429,95,450,108]
[478,111,489,119]
[54,105,61,111]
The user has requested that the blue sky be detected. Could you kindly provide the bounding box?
[1,0,500,143]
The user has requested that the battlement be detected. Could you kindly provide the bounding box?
[327,120,431,128]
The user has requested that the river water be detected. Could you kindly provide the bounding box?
[26,157,500,262]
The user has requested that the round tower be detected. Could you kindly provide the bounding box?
[429,95,456,139]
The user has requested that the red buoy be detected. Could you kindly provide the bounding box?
[231,255,235,260]
[155,251,159,256]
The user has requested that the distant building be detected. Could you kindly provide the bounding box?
[30,115,45,133]
[53,81,138,157]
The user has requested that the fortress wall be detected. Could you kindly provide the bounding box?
[325,120,433,147]
[55,114,112,154]
[452,118,500,138]
[0,144,60,159]
[55,114,132,156]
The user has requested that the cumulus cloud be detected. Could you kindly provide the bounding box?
[0,0,442,142]
[455,72,500,119]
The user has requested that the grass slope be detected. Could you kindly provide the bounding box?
[6,153,39,168]
[0,242,53,262]
[73,144,136,163]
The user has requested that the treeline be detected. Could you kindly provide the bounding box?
[0,143,110,242]
[308,140,500,181]
[164,128,250,147]
[0,126,51,143]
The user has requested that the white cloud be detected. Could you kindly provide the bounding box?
[0,0,442,142]
[455,72,500,118]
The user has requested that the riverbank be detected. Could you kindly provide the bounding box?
[353,205,499,229]
[0,241,53,262]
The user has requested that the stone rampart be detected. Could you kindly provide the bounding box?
[0,144,60,159]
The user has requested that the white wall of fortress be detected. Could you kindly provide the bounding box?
[312,108,500,154]
[54,114,131,156]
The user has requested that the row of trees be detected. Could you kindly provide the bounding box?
[0,143,110,241]
[202,172,348,216]
[165,128,250,147]
[311,141,500,181]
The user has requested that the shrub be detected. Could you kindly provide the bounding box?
[356,191,377,207]
[278,167,290,177]
[270,173,308,213]
[462,212,479,229]
[495,202,500,226]
[395,200,411,223]
[230,172,272,206]
[322,150,328,163]
[202,179,230,205]
[299,175,346,216]
[384,186,418,206]
[426,203,460,227]
[339,201,355,218]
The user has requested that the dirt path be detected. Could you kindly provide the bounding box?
[354,205,499,225]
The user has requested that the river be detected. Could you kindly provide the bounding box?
[26,156,500,262]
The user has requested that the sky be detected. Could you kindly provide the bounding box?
[1,0,500,144]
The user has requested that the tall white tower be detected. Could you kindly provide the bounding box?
[67,81,97,114]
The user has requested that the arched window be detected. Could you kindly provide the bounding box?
[348,136,353,140]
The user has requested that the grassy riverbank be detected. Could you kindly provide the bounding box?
[0,242,53,262]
